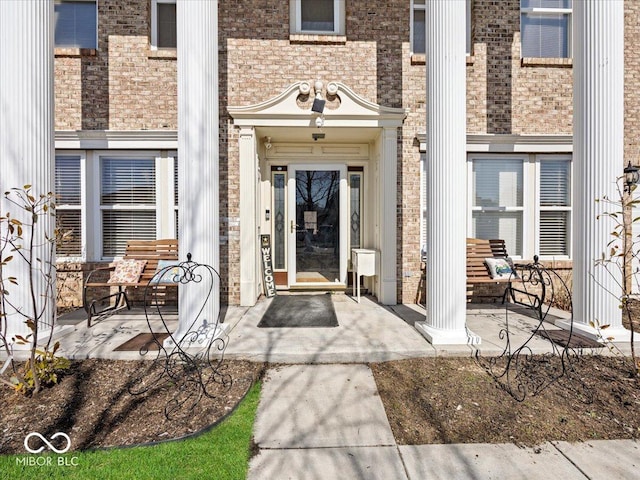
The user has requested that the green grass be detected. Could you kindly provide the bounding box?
[0,381,261,480]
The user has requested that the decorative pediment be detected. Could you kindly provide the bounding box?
[228,81,407,128]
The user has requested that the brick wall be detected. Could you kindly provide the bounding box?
[54,0,177,131]
[53,0,640,307]
[625,1,640,167]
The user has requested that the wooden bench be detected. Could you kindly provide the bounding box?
[467,238,512,301]
[83,239,179,327]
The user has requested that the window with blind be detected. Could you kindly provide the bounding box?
[521,0,572,58]
[100,157,156,257]
[151,0,177,49]
[471,158,524,256]
[468,154,572,259]
[411,0,472,55]
[539,159,571,256]
[55,155,83,258]
[54,0,97,49]
[292,0,344,35]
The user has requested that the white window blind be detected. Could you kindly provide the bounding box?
[412,0,426,54]
[471,158,524,256]
[539,159,571,256]
[100,158,156,257]
[521,0,572,58]
[473,159,523,208]
[55,155,82,257]
[157,2,177,48]
[54,1,97,49]
[301,0,335,32]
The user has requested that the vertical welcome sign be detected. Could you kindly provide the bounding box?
[260,235,277,297]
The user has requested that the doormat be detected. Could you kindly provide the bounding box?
[535,329,602,349]
[114,332,170,351]
[257,293,339,328]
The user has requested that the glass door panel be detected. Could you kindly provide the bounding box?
[288,165,347,285]
[295,169,339,282]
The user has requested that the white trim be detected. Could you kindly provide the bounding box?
[228,81,407,127]
[417,133,573,153]
[55,130,178,149]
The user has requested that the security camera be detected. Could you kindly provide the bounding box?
[315,116,324,128]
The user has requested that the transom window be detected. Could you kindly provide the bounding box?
[468,154,572,259]
[521,0,572,58]
[291,0,344,35]
[54,0,97,49]
[151,0,177,49]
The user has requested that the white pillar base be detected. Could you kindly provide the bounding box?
[415,321,481,345]
[555,318,631,344]
[163,322,230,352]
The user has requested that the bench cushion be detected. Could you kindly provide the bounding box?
[485,257,515,280]
[108,259,147,284]
[150,259,182,284]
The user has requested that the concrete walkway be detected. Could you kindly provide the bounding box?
[249,363,640,480]
[20,293,640,478]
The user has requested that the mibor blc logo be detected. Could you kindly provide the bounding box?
[24,432,71,454]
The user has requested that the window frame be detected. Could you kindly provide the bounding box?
[91,151,176,261]
[55,151,87,261]
[150,0,177,50]
[54,0,98,50]
[535,154,572,258]
[467,153,572,260]
[411,0,472,56]
[291,0,345,36]
[520,1,573,59]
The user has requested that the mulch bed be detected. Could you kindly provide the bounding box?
[0,359,265,454]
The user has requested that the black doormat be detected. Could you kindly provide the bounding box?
[257,293,339,328]
[114,333,170,351]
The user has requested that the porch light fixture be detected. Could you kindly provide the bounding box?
[624,161,639,194]
[311,80,325,127]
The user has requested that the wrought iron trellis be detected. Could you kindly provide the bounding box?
[128,253,232,419]
[476,256,594,402]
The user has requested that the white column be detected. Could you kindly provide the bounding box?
[560,0,627,341]
[0,1,55,343]
[415,0,476,345]
[239,127,259,306]
[172,0,221,343]
[378,127,397,304]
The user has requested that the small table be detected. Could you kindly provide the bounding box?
[351,249,378,303]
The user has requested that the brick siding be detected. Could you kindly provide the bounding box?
[53,0,640,307]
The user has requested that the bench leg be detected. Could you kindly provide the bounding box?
[85,286,131,327]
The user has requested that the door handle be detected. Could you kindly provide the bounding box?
[291,220,295,233]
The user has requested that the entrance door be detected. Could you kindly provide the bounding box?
[288,164,347,286]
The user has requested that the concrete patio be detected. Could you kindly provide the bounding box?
[24,292,631,363]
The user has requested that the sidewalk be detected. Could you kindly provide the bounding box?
[248,364,640,480]
[39,294,640,478]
